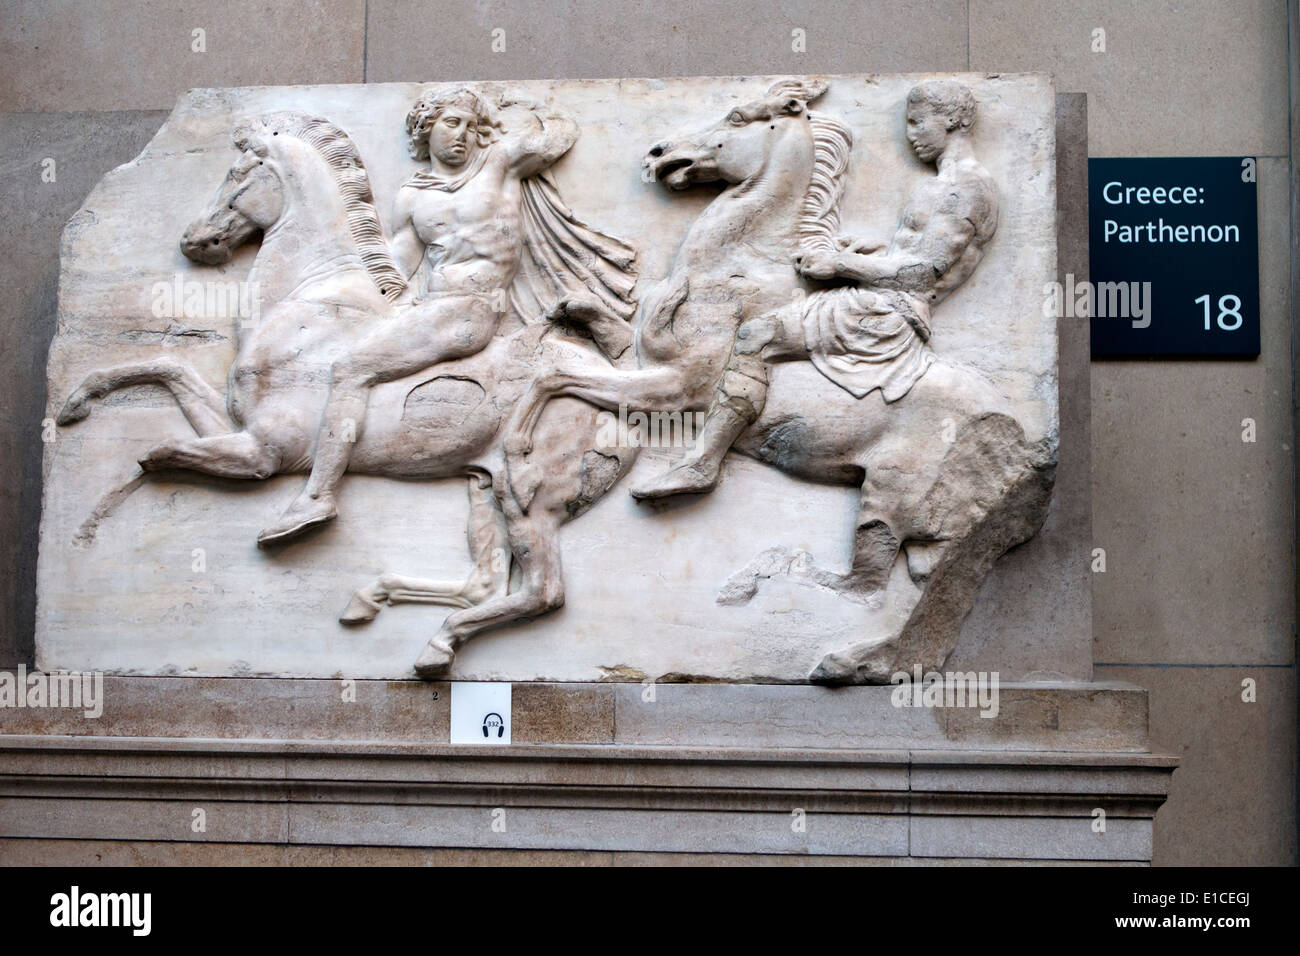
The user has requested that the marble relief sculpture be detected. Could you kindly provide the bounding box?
[59,91,641,677]
[44,75,1057,683]
[504,79,1052,681]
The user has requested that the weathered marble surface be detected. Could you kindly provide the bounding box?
[37,74,1057,681]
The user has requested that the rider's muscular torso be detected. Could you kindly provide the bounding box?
[360,151,528,375]
[366,106,579,379]
[862,157,997,306]
[400,151,525,302]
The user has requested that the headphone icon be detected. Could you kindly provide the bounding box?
[482,712,505,738]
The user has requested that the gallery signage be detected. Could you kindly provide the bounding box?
[1087,157,1259,357]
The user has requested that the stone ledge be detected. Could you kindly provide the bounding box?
[0,733,1175,861]
[0,678,1151,752]
[0,675,1174,861]
[0,839,1146,866]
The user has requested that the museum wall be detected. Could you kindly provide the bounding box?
[0,0,1293,865]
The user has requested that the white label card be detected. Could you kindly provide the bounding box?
[450,682,512,745]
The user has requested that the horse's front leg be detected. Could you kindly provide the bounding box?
[506,364,687,458]
[341,476,511,623]
[58,357,230,437]
[504,365,687,510]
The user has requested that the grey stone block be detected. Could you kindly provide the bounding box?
[0,110,169,668]
[0,733,1175,860]
[0,0,365,111]
[910,813,1151,861]
[970,0,1289,157]
[365,0,969,83]
[612,681,1150,752]
[1096,663,1297,865]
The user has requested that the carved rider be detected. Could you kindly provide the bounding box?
[259,86,635,545]
[630,80,999,500]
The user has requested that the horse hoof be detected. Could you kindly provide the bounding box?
[137,447,170,472]
[340,592,383,625]
[716,575,759,607]
[809,652,859,685]
[810,642,898,685]
[413,637,455,679]
[56,397,90,426]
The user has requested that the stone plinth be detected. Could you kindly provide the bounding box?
[0,678,1175,864]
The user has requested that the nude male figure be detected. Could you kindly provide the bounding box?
[258,87,579,545]
[630,79,999,500]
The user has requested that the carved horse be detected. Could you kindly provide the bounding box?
[56,111,637,677]
[505,80,1056,683]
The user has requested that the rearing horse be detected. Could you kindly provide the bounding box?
[505,80,1056,683]
[57,111,638,677]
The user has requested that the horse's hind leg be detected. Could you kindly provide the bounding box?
[58,360,239,546]
[808,415,1045,685]
[507,364,685,457]
[341,477,511,624]
[413,504,564,679]
[138,430,277,479]
[58,357,230,436]
[81,432,277,546]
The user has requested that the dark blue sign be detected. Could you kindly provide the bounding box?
[1087,157,1259,357]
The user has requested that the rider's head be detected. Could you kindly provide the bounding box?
[405,87,497,166]
[905,81,976,164]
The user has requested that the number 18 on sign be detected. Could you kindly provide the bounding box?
[1087,157,1259,357]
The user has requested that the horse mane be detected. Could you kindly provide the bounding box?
[241,112,407,301]
[798,111,853,255]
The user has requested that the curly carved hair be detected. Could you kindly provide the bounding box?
[404,87,497,160]
[907,80,977,132]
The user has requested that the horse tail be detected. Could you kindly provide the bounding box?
[74,468,151,547]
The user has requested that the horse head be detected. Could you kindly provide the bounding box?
[642,78,830,191]
[180,112,404,302]
[179,119,283,265]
